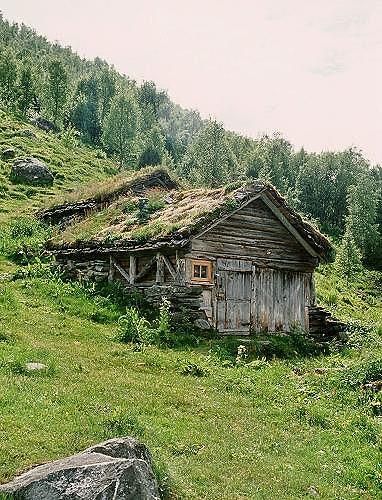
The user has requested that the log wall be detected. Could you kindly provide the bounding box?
[191,198,317,271]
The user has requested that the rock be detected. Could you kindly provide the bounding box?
[31,116,58,133]
[194,318,211,330]
[307,485,320,496]
[2,148,15,160]
[25,362,48,372]
[11,157,54,186]
[0,437,160,500]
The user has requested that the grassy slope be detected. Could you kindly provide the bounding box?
[0,110,117,222]
[0,111,382,498]
[0,274,381,499]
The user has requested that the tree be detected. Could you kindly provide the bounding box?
[346,173,380,261]
[99,68,116,121]
[18,63,35,116]
[47,60,68,125]
[138,125,165,168]
[247,133,294,192]
[180,120,239,187]
[102,91,140,168]
[71,75,101,143]
[294,148,368,236]
[335,228,363,281]
[0,48,17,107]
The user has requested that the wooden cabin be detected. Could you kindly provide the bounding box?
[45,169,334,335]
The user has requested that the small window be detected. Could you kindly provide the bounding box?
[191,259,212,282]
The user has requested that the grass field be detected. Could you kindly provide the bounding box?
[0,268,381,499]
[1,110,382,499]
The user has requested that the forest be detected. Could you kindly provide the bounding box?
[0,14,381,274]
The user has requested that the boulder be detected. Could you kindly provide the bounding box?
[2,148,16,160]
[25,362,48,372]
[11,157,54,186]
[31,116,58,133]
[0,437,160,500]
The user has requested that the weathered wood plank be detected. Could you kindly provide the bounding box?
[129,255,136,284]
[156,252,165,283]
[135,256,156,281]
[110,256,130,282]
[162,254,177,278]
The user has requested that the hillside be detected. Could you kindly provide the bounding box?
[0,268,381,499]
[0,109,380,498]
[0,15,381,499]
[0,110,118,222]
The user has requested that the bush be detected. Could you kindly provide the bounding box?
[117,307,152,344]
[102,412,145,439]
[116,299,175,347]
[253,328,325,359]
[0,217,51,263]
[181,363,208,377]
[342,358,382,388]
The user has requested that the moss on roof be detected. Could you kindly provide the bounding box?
[50,185,237,246]
[46,169,332,259]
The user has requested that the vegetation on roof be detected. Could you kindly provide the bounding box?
[47,170,332,259]
[50,184,237,246]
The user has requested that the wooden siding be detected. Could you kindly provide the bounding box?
[191,198,317,271]
[214,258,313,333]
[252,267,313,332]
[216,258,252,332]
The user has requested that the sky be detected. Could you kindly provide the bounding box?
[1,0,382,164]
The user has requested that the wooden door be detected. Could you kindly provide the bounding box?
[216,258,252,333]
[251,268,312,332]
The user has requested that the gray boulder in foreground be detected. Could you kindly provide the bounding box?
[0,437,160,499]
[11,157,54,186]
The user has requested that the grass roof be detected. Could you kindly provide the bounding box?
[49,184,237,247]
[47,168,332,259]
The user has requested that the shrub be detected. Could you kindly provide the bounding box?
[342,359,382,388]
[0,217,51,263]
[181,363,208,377]
[102,412,145,439]
[117,307,152,344]
[253,328,324,359]
[151,298,172,345]
[116,298,178,347]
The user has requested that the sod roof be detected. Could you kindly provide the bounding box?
[45,168,332,259]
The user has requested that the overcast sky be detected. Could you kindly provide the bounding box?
[2,0,382,164]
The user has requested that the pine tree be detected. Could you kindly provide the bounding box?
[138,125,165,168]
[346,174,380,259]
[71,75,101,144]
[102,91,140,168]
[335,228,363,281]
[0,48,17,107]
[99,68,116,121]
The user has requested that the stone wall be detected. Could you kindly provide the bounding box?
[143,284,211,328]
[59,257,110,282]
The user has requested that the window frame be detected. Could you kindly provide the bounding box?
[190,259,213,283]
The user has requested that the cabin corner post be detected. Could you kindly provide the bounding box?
[175,250,186,284]
[156,252,164,283]
[129,254,136,284]
[108,255,115,283]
